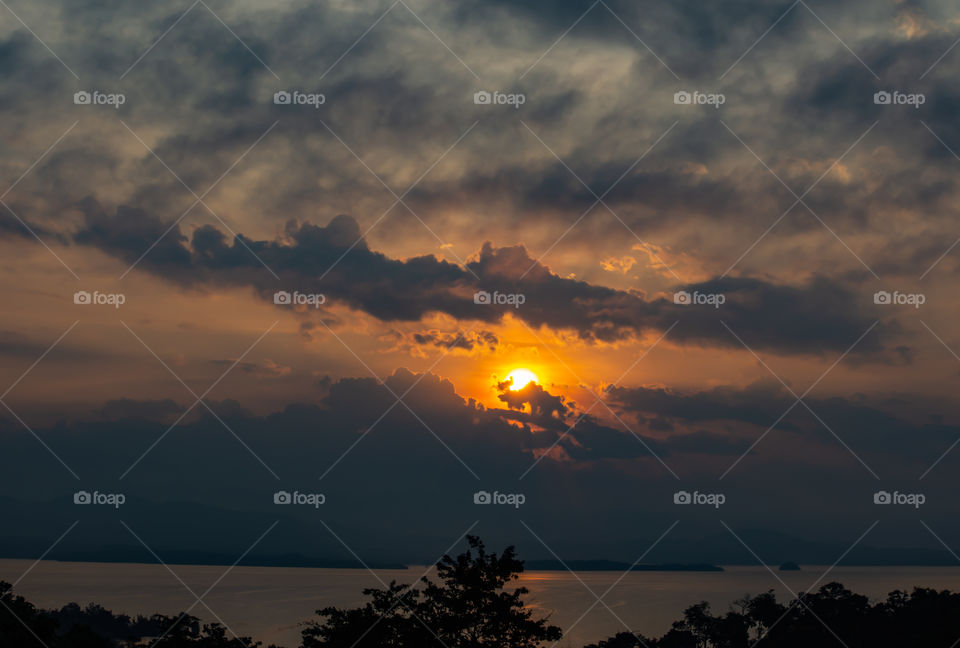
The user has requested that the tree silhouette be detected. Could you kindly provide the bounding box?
[0,581,271,648]
[302,535,562,648]
[588,581,960,648]
[1,580,61,647]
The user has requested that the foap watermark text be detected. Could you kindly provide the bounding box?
[275,291,325,308]
[674,490,725,508]
[274,490,326,508]
[74,90,125,108]
[874,490,925,508]
[474,291,525,308]
[74,291,125,308]
[674,91,725,108]
[274,90,325,108]
[874,291,924,308]
[874,91,925,108]
[674,291,725,308]
[474,490,525,508]
[474,91,525,109]
[74,490,125,508]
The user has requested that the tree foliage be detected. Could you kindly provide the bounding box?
[586,581,960,648]
[302,535,562,648]
[0,581,272,648]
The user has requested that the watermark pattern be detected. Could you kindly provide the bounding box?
[74,490,126,508]
[674,291,725,308]
[474,291,525,308]
[3,5,960,644]
[874,291,925,308]
[274,290,326,308]
[474,490,525,508]
[274,490,326,508]
[274,90,326,108]
[874,490,925,508]
[674,490,725,508]
[474,90,525,108]
[73,90,125,108]
[674,90,725,108]
[74,290,126,308]
[873,91,925,108]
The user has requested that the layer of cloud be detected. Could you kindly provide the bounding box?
[2,369,958,561]
[73,205,893,356]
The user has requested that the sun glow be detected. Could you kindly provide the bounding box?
[505,368,538,391]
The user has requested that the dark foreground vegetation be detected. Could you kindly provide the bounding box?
[3,536,960,647]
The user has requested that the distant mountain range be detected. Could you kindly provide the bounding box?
[525,560,724,572]
[0,496,954,570]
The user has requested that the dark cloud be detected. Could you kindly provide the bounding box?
[453,0,815,79]
[409,329,499,353]
[496,379,569,424]
[607,381,960,466]
[73,207,894,357]
[607,381,796,429]
[2,368,959,562]
[0,209,65,243]
[1,0,959,290]
[660,429,752,455]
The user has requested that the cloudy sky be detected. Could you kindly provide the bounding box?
[3,0,960,565]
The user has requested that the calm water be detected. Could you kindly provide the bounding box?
[4,560,960,648]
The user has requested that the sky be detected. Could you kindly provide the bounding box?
[2,0,960,567]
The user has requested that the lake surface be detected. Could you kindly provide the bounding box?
[4,560,960,647]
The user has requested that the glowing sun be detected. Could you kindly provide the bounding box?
[505,368,538,391]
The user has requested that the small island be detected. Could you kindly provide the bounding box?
[779,561,801,571]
